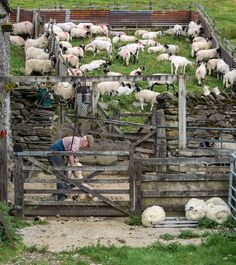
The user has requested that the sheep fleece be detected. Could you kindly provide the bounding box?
[141,205,166,227]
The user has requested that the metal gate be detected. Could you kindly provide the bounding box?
[229,154,236,226]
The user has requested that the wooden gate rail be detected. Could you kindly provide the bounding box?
[13,150,130,218]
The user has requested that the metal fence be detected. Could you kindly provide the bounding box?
[229,154,236,226]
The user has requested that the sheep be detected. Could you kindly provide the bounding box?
[109,30,126,36]
[135,85,160,111]
[135,29,148,37]
[116,83,135,95]
[119,43,144,63]
[185,198,207,221]
[138,39,158,47]
[95,36,111,42]
[68,161,83,179]
[129,66,145,76]
[119,34,137,43]
[56,22,77,32]
[191,39,213,57]
[103,68,123,76]
[53,82,76,100]
[62,46,84,59]
[10,36,25,47]
[25,47,50,60]
[12,21,33,37]
[187,21,204,39]
[85,40,112,58]
[94,81,121,103]
[192,36,207,43]
[173,24,183,39]
[59,41,72,49]
[25,33,50,50]
[216,59,230,79]
[170,56,194,74]
[142,31,163,39]
[148,74,177,92]
[206,197,231,224]
[195,48,221,64]
[90,24,109,36]
[60,54,79,68]
[163,28,176,37]
[157,53,170,62]
[68,68,83,76]
[195,62,207,85]
[207,58,221,76]
[70,27,89,40]
[163,44,180,55]
[141,206,166,227]
[116,48,131,66]
[25,56,56,75]
[77,22,93,31]
[223,68,236,88]
[147,45,166,54]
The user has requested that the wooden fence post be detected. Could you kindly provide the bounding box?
[156,109,166,172]
[0,130,8,203]
[178,75,187,150]
[129,153,142,216]
[16,6,20,23]
[14,156,24,219]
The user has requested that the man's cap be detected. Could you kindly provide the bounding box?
[86,135,94,148]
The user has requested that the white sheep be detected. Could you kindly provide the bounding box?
[119,34,137,43]
[192,36,207,43]
[142,31,163,39]
[90,24,109,36]
[25,57,56,75]
[55,31,70,42]
[223,68,236,88]
[70,27,89,40]
[157,53,170,62]
[207,58,221,76]
[56,22,77,32]
[85,40,112,58]
[148,74,177,91]
[129,66,145,76]
[62,46,84,59]
[147,45,166,54]
[117,49,131,66]
[195,62,207,85]
[196,48,221,64]
[94,81,121,103]
[60,54,79,68]
[59,41,73,49]
[119,43,144,63]
[68,68,83,76]
[191,39,213,57]
[135,86,160,111]
[10,36,25,47]
[25,33,50,50]
[116,83,135,95]
[68,161,83,179]
[170,56,193,74]
[138,39,157,47]
[135,29,148,37]
[95,36,111,42]
[103,69,123,76]
[54,82,76,100]
[109,30,126,36]
[80,59,109,72]
[25,47,49,60]
[164,44,180,55]
[216,59,230,79]
[185,198,207,221]
[141,206,166,227]
[12,21,33,37]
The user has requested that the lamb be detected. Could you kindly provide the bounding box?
[206,197,231,224]
[116,83,135,95]
[56,22,77,32]
[119,43,144,63]
[77,22,93,31]
[164,44,180,55]
[207,58,221,76]
[25,33,50,50]
[59,41,72,49]
[191,38,213,57]
[148,74,177,91]
[147,45,166,54]
[135,29,148,37]
[25,56,56,75]
[12,21,33,37]
[129,66,145,76]
[192,36,207,43]
[142,31,163,39]
[90,24,109,37]
[195,48,221,64]
[135,86,160,111]
[94,81,121,103]
[53,82,76,100]
[70,27,89,40]
[25,47,50,60]
[216,59,230,79]
[68,161,83,179]
[138,39,157,47]
[195,62,207,85]
[223,68,236,88]
[119,34,137,43]
[85,40,112,58]
[173,24,183,39]
[10,36,25,47]
[185,198,207,221]
[116,48,131,66]
[62,46,84,59]
[109,30,126,36]
[141,206,166,227]
[170,56,194,74]
[95,36,111,42]
[55,31,70,42]
[103,68,123,76]
[80,59,110,73]
[157,53,170,62]
[60,54,79,68]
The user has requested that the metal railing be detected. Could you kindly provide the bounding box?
[229,154,236,226]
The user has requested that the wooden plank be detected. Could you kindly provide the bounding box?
[24,201,129,206]
[156,109,166,172]
[131,129,157,148]
[14,156,24,218]
[25,178,129,184]
[24,189,129,194]
[0,134,7,203]
[142,190,228,198]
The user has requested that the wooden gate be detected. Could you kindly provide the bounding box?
[13,150,130,218]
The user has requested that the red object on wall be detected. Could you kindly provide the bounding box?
[0,130,7,138]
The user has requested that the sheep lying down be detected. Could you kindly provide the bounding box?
[185,198,207,221]
[141,205,166,227]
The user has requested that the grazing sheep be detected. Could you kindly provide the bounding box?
[10,36,25,47]
[60,54,79,68]
[142,31,163,39]
[95,36,111,42]
[196,48,221,64]
[135,29,148,37]
[25,56,56,75]
[117,48,131,66]
[62,46,84,59]
[116,83,135,95]
[191,38,213,57]
[103,68,123,76]
[90,24,109,36]
[85,40,112,58]
[70,27,89,40]
[141,206,166,227]
[25,33,50,50]
[164,44,180,55]
[223,68,236,88]
[119,43,144,63]
[207,58,221,76]
[170,56,193,74]
[138,39,157,47]
[129,66,145,76]
[109,30,126,36]
[195,62,207,85]
[68,68,83,76]
[216,59,230,79]
[55,31,70,42]
[135,85,160,111]
[56,22,77,32]
[157,53,170,62]
[192,36,207,43]
[147,45,166,54]
[25,47,50,60]
[185,198,207,221]
[119,34,137,43]
[148,74,177,92]
[12,21,33,37]
[53,82,76,100]
[59,41,73,49]
[80,59,110,73]
[94,81,121,103]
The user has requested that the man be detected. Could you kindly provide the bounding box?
[48,135,94,200]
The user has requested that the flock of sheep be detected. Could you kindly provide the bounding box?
[9,18,236,112]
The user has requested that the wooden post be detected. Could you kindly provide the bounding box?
[0,130,8,203]
[156,109,166,172]
[14,156,24,218]
[91,82,97,117]
[129,153,142,216]
[178,75,187,150]
[16,6,20,23]
[56,102,65,139]
[112,108,120,133]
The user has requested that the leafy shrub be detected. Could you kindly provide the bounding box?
[178,230,200,239]
[160,233,175,241]
[127,215,142,226]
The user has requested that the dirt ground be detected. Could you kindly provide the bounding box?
[19,216,203,252]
